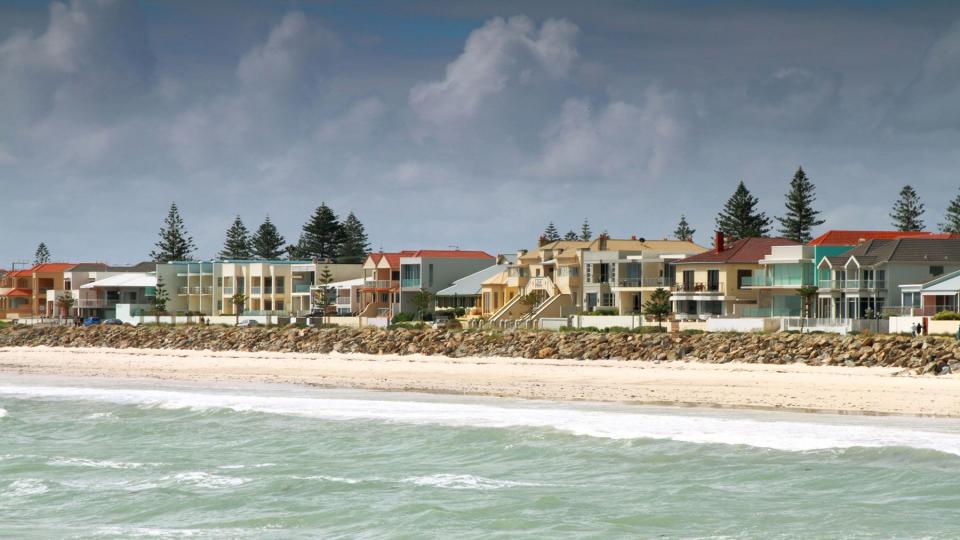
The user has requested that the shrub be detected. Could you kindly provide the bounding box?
[592,308,618,316]
[392,312,414,323]
[604,326,633,333]
[635,326,667,334]
[391,322,426,330]
[679,329,704,335]
[933,310,960,321]
[455,307,466,317]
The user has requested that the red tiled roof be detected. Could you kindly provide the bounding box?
[408,250,493,259]
[808,230,958,246]
[677,237,800,264]
[31,263,78,273]
[7,269,32,277]
[1,288,31,297]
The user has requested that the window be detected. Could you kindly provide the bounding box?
[601,293,615,307]
[737,269,751,289]
[586,293,597,309]
[585,264,593,283]
[682,270,695,291]
[275,300,284,311]
[707,270,720,291]
[931,266,945,277]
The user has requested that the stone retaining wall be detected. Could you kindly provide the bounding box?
[1,325,959,375]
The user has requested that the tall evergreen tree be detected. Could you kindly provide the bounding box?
[563,230,579,241]
[33,242,50,265]
[890,185,926,231]
[776,167,825,243]
[715,181,771,240]
[150,202,196,262]
[219,215,252,260]
[296,203,341,260]
[939,190,960,234]
[543,222,561,242]
[337,212,370,263]
[580,219,592,241]
[673,215,695,242]
[251,216,286,259]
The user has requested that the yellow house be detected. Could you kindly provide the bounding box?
[670,235,799,320]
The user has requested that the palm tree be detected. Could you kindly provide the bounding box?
[796,285,819,333]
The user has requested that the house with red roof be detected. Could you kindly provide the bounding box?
[0,263,76,318]
[359,250,495,319]
[670,234,800,320]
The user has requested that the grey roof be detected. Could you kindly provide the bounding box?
[435,262,510,297]
[106,261,155,272]
[834,239,960,266]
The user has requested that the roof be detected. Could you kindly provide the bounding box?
[436,263,509,296]
[675,237,799,264]
[326,278,365,289]
[809,230,959,246]
[406,250,493,259]
[66,263,111,272]
[919,269,960,293]
[1,288,31,297]
[6,269,32,277]
[834,238,960,266]
[481,270,509,286]
[31,263,76,273]
[80,273,156,289]
[107,261,156,272]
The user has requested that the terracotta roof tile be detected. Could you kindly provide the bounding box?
[808,230,958,246]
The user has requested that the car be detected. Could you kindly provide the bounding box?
[236,319,260,327]
[431,314,461,330]
[83,317,102,327]
[102,319,123,325]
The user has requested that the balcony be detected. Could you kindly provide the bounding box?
[845,280,885,290]
[251,287,262,295]
[819,280,844,290]
[400,278,421,288]
[264,286,273,294]
[222,287,234,295]
[190,287,202,294]
[203,286,214,295]
[673,282,724,294]
[293,284,311,294]
[336,296,352,306]
[178,287,189,295]
[614,277,673,288]
[364,280,399,290]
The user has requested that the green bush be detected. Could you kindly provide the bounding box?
[391,312,414,323]
[679,329,704,335]
[933,310,960,321]
[455,307,466,317]
[634,326,667,334]
[592,308,618,316]
[604,326,633,333]
[391,322,426,330]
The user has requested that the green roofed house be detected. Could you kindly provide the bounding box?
[742,230,959,318]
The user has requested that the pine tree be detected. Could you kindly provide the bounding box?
[939,190,960,234]
[543,222,561,242]
[890,185,926,231]
[297,203,341,261]
[580,219,592,241]
[250,216,286,260]
[715,181,771,241]
[150,203,196,262]
[563,230,579,241]
[33,242,50,265]
[219,215,252,260]
[776,167,825,243]
[337,212,370,263]
[673,216,695,242]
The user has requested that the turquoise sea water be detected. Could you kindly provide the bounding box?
[2,376,960,539]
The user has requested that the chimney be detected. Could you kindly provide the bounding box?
[630,235,637,241]
[715,231,725,254]
[598,233,609,251]
[538,235,548,247]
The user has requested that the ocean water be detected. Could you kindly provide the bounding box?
[2,376,960,539]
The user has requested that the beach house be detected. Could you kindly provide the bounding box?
[156,260,362,318]
[358,250,495,319]
[434,255,514,315]
[670,235,800,320]
[816,238,960,319]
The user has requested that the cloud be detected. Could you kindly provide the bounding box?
[536,87,685,180]
[740,67,841,128]
[314,97,386,142]
[891,20,960,130]
[409,15,578,123]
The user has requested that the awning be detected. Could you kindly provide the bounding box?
[2,288,31,297]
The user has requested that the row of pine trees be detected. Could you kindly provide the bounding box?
[149,202,371,263]
[544,168,960,245]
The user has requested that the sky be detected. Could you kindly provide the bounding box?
[2,0,960,265]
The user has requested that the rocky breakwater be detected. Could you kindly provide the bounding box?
[1,325,959,375]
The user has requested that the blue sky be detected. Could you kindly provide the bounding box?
[2,0,960,264]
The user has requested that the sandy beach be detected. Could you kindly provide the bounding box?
[0,345,958,416]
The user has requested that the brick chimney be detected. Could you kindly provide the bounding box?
[715,231,725,254]
[598,233,609,251]
[538,235,548,247]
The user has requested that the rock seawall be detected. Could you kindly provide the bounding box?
[1,326,959,375]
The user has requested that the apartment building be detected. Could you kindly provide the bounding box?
[0,267,34,319]
[900,269,960,317]
[670,235,800,320]
[817,238,960,319]
[156,260,362,317]
[435,255,514,314]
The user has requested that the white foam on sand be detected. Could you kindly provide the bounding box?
[2,384,960,455]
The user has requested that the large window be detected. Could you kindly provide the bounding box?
[707,270,720,291]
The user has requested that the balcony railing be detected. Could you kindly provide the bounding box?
[190,287,202,294]
[264,286,273,294]
[400,278,421,288]
[819,280,844,289]
[845,280,886,290]
[222,287,234,295]
[336,296,352,305]
[293,284,312,293]
[178,287,189,295]
[673,282,725,293]
[251,287,261,294]
[364,280,399,289]
[615,277,673,288]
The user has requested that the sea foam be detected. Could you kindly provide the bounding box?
[1,384,959,455]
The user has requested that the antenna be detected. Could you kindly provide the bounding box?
[449,245,460,251]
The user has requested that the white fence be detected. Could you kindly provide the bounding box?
[706,318,779,333]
